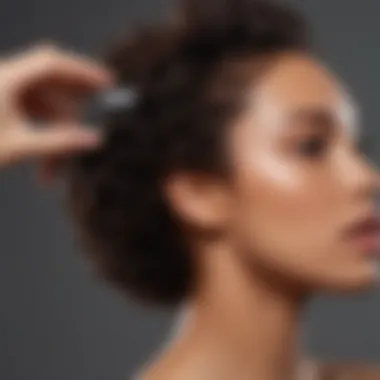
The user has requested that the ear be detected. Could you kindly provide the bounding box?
[163,171,231,231]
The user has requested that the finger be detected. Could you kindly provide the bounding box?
[37,122,84,186]
[33,89,84,186]
[1,124,102,165]
[21,86,83,121]
[2,45,114,95]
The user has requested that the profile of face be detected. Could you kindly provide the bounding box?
[168,52,380,296]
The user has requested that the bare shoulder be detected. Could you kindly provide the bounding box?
[134,360,380,380]
[303,359,380,380]
[134,358,380,380]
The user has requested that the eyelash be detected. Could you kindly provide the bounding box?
[297,135,328,158]
[297,134,371,160]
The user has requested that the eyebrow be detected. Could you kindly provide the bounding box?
[293,107,335,121]
[291,106,358,131]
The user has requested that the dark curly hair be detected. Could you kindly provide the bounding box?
[66,0,311,306]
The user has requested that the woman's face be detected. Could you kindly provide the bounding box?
[227,52,380,294]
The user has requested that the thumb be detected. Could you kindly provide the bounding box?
[2,125,102,165]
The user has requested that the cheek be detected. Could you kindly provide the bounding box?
[228,142,376,291]
[227,151,371,290]
[228,119,339,242]
[228,138,354,277]
[232,144,334,240]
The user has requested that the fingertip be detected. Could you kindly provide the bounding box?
[85,62,115,88]
[102,70,116,85]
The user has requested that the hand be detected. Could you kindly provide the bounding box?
[0,43,113,181]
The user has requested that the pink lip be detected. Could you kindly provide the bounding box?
[344,215,380,253]
[348,233,380,252]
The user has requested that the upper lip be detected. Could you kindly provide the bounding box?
[345,214,380,237]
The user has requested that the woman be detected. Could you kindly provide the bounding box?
[2,1,380,380]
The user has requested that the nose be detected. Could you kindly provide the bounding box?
[344,153,380,199]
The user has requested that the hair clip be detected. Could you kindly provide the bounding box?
[82,86,139,125]
[97,87,138,110]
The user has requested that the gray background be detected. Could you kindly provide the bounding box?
[1,1,380,379]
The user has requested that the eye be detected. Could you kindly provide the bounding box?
[291,109,334,159]
[297,135,328,158]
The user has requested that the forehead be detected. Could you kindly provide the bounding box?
[251,52,357,115]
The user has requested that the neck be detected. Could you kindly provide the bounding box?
[166,243,305,380]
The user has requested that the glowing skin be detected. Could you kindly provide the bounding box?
[226,53,380,293]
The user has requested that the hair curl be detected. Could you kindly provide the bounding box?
[66,0,311,306]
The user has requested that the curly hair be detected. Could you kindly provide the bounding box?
[65,0,311,306]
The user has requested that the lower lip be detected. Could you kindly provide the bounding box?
[347,233,380,253]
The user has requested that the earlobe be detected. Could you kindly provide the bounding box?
[163,172,230,231]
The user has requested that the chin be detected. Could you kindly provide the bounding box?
[299,248,378,294]
[315,267,377,294]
